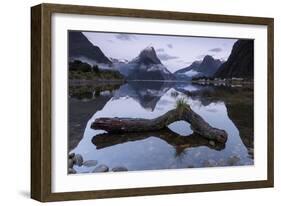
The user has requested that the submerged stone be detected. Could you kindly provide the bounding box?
[83,160,98,167]
[112,166,128,172]
[68,158,74,168]
[203,159,217,167]
[92,164,109,173]
[73,154,83,166]
[68,153,75,159]
[68,168,77,174]
[227,155,240,166]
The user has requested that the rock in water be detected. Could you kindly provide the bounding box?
[227,155,240,166]
[203,159,217,167]
[83,160,98,167]
[92,165,109,173]
[68,153,75,159]
[68,168,77,174]
[73,154,83,166]
[112,166,128,172]
[68,158,74,168]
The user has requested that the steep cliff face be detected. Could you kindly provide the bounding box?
[215,40,254,78]
[127,46,174,80]
[68,31,112,65]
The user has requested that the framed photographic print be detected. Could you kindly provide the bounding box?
[31,3,274,202]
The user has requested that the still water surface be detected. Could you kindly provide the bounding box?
[69,81,254,173]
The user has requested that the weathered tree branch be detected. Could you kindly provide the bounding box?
[91,106,227,143]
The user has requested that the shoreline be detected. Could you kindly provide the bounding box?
[69,79,125,86]
[69,78,254,86]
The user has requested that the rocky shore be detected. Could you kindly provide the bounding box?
[68,153,128,174]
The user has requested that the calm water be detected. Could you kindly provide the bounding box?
[69,81,254,173]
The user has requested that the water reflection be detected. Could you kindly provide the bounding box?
[92,129,225,151]
[69,81,254,173]
[113,81,174,111]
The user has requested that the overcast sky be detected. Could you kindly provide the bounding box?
[83,31,237,73]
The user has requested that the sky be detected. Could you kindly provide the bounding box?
[83,31,237,73]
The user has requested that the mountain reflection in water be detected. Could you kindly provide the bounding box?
[69,81,254,173]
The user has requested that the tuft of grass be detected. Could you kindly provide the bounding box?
[175,98,189,115]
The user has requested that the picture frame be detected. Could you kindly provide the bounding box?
[31,3,274,202]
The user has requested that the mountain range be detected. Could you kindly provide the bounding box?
[68,32,254,80]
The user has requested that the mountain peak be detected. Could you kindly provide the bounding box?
[175,55,222,78]
[133,46,161,65]
[202,55,215,62]
[127,46,173,80]
[143,45,155,51]
[140,45,157,56]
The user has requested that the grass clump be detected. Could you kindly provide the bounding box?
[175,98,189,115]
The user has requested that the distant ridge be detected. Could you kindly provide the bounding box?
[175,55,222,78]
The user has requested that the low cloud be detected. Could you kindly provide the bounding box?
[156,48,178,61]
[196,54,206,59]
[115,34,137,41]
[176,59,192,64]
[220,56,228,62]
[156,48,165,52]
[209,47,222,52]
[167,44,173,49]
[158,53,179,61]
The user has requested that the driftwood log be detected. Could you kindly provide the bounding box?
[91,106,228,143]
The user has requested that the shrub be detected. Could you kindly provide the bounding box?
[92,65,100,73]
[69,60,92,72]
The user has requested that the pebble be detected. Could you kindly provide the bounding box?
[227,155,240,166]
[112,166,128,172]
[83,160,98,167]
[73,154,83,166]
[68,158,74,168]
[92,164,109,173]
[68,153,75,159]
[248,148,254,155]
[68,168,77,174]
[203,159,217,167]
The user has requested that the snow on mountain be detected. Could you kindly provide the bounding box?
[127,46,174,80]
